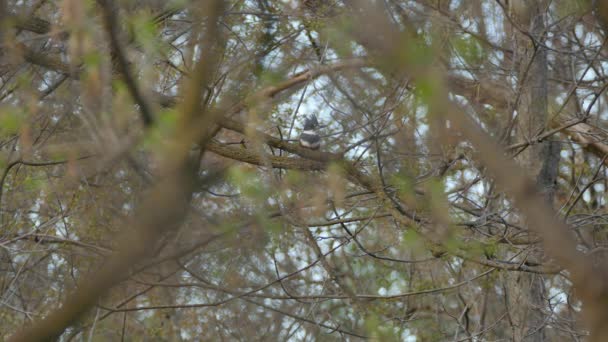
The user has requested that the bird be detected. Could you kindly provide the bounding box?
[299,114,321,150]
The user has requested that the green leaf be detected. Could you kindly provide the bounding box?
[0,105,25,137]
[453,35,484,66]
[82,51,102,68]
[130,12,164,56]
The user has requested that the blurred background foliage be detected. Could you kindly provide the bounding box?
[2,0,608,340]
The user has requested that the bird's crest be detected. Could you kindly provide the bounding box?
[303,114,319,130]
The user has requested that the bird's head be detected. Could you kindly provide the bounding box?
[303,114,319,131]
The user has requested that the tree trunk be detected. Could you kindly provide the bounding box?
[510,1,559,341]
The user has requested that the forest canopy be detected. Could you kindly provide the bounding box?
[3,0,608,341]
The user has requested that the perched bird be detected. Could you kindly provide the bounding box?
[299,114,321,150]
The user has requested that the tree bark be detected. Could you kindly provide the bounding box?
[510,1,558,341]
